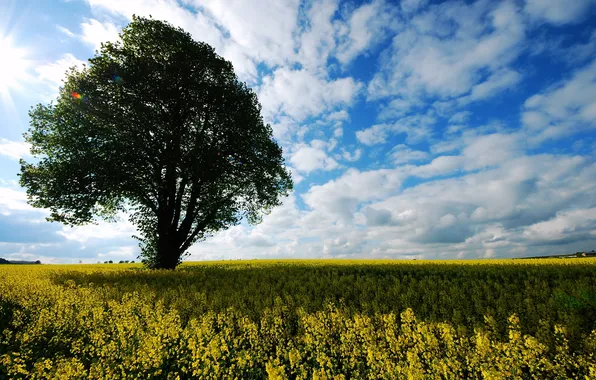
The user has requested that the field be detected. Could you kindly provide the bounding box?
[1,259,596,379]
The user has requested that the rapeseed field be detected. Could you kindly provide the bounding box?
[1,259,595,379]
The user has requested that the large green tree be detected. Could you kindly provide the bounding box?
[19,16,293,269]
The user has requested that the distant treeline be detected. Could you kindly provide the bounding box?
[0,258,41,264]
[520,250,596,259]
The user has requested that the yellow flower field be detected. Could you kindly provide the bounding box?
[1,259,595,379]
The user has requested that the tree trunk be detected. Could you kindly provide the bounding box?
[155,233,180,270]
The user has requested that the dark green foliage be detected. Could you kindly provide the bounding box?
[19,16,292,269]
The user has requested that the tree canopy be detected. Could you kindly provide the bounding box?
[19,16,293,269]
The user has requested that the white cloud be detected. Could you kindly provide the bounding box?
[522,59,596,143]
[458,69,521,104]
[97,245,137,259]
[270,116,298,143]
[296,0,339,71]
[287,166,304,185]
[356,112,436,146]
[335,0,400,64]
[80,18,120,51]
[523,208,596,244]
[524,0,596,25]
[400,0,428,13]
[192,0,300,68]
[389,144,428,165]
[57,212,136,244]
[448,111,471,124]
[302,167,408,221]
[290,143,339,174]
[564,30,596,66]
[378,97,422,120]
[326,109,350,122]
[259,68,362,121]
[413,155,464,178]
[341,148,362,162]
[368,154,595,246]
[254,193,302,235]
[368,1,525,108]
[35,54,86,88]
[310,139,337,152]
[56,25,75,37]
[355,124,389,145]
[414,132,523,177]
[0,187,35,212]
[0,138,31,160]
[461,132,523,168]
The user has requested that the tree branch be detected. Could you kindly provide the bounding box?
[176,182,200,240]
[171,174,189,229]
[178,192,237,254]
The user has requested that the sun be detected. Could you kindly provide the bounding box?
[0,35,30,101]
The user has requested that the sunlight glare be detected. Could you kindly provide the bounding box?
[0,35,30,101]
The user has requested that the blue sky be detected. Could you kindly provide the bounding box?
[1,0,595,263]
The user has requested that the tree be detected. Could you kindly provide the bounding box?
[19,16,292,270]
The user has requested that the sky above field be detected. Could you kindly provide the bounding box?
[1,0,596,263]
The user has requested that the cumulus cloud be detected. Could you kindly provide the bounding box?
[341,148,362,162]
[296,0,339,71]
[97,245,137,260]
[191,0,300,68]
[367,154,595,248]
[57,212,137,246]
[259,68,362,122]
[389,144,428,165]
[368,1,526,108]
[0,139,31,160]
[290,143,340,174]
[523,208,596,245]
[335,0,400,64]
[521,59,596,144]
[412,132,523,178]
[302,167,408,222]
[355,124,389,145]
[458,69,522,105]
[356,112,436,146]
[524,0,596,25]
[80,18,120,51]
[35,54,86,88]
[0,187,37,213]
